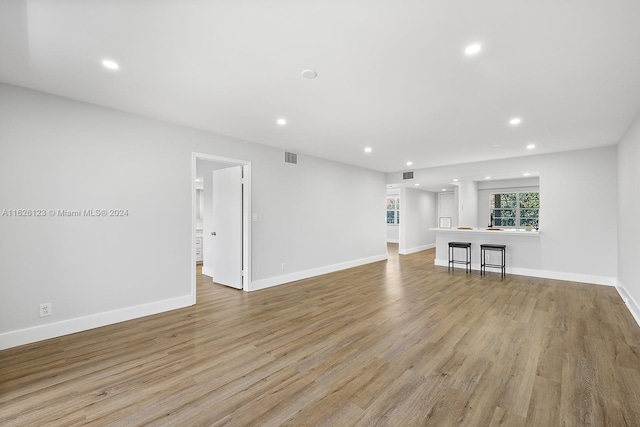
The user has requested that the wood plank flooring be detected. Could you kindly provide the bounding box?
[2,244,640,426]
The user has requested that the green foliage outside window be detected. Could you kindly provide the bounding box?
[490,192,539,228]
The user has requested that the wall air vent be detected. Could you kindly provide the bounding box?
[403,171,414,180]
[284,151,298,165]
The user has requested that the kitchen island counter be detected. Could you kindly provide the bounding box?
[431,227,540,275]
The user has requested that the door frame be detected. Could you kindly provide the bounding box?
[191,152,251,299]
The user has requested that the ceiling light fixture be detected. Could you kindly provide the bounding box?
[364,147,372,153]
[277,118,287,126]
[301,69,318,79]
[453,178,459,182]
[523,173,531,176]
[465,43,482,55]
[406,161,413,166]
[526,144,536,150]
[102,59,120,70]
[414,183,420,186]
[485,176,491,180]
[442,188,447,192]
[509,117,522,126]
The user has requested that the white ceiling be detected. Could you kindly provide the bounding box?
[2,0,640,173]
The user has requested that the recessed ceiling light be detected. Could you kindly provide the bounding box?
[442,188,447,192]
[301,69,318,79]
[523,172,531,176]
[526,144,536,150]
[102,59,119,70]
[277,118,287,126]
[485,176,491,180]
[414,183,420,186]
[465,43,482,55]
[406,161,413,166]
[364,147,372,153]
[509,117,522,126]
[453,178,459,182]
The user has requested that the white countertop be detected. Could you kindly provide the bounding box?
[429,227,540,237]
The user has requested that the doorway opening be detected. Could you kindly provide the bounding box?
[192,153,251,299]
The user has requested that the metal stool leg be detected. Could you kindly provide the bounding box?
[480,245,506,278]
[448,242,472,273]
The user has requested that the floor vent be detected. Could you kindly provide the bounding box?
[403,171,414,180]
[284,151,298,164]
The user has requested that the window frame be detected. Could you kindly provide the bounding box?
[386,195,400,225]
[490,191,539,228]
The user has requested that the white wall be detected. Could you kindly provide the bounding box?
[437,191,456,228]
[250,154,388,289]
[617,111,640,324]
[399,187,436,254]
[0,83,388,349]
[387,146,618,284]
[387,224,399,242]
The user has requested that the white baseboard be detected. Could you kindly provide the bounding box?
[201,266,213,278]
[0,295,193,351]
[387,239,399,244]
[399,243,435,255]
[434,259,616,286]
[250,253,388,292]
[616,280,640,328]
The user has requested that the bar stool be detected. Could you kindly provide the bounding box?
[448,242,472,273]
[480,244,506,278]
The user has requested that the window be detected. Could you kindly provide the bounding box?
[386,196,400,225]
[490,192,539,228]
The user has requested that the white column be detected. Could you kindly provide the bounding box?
[457,181,478,227]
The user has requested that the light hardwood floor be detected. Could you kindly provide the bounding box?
[2,245,640,426]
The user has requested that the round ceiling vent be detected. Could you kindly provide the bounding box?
[301,69,318,79]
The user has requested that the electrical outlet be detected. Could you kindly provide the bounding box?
[39,303,52,317]
[281,262,286,271]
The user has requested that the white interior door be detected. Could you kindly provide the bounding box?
[211,166,243,289]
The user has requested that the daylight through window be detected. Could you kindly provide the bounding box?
[490,192,539,228]
[386,196,400,225]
